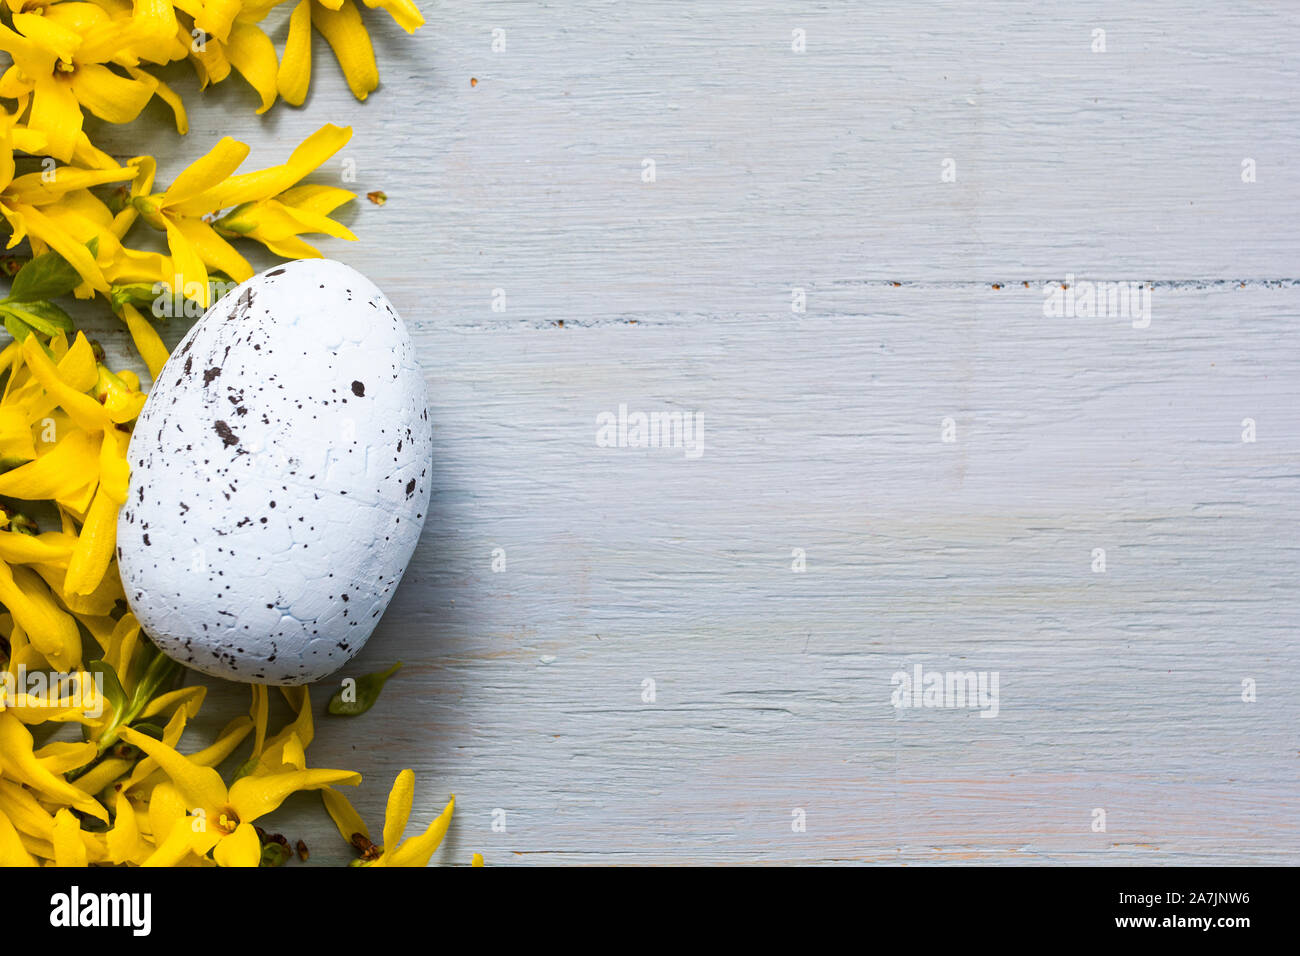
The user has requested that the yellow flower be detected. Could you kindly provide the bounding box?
[0,338,136,642]
[0,125,137,292]
[119,724,361,867]
[0,3,183,162]
[0,711,108,821]
[322,769,456,867]
[0,0,434,871]
[176,0,284,114]
[215,183,356,259]
[277,0,423,105]
[132,123,352,306]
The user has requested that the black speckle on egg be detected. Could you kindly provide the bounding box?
[213,421,239,447]
[351,381,365,397]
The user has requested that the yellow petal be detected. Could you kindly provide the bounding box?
[221,197,356,245]
[11,12,81,63]
[122,706,191,792]
[71,131,119,170]
[33,555,124,617]
[279,731,306,771]
[99,425,129,500]
[382,768,414,852]
[321,785,370,844]
[69,756,132,796]
[35,740,97,775]
[0,406,37,465]
[19,333,112,431]
[105,790,145,864]
[193,0,240,44]
[130,67,187,134]
[228,768,360,824]
[142,813,219,867]
[0,711,107,821]
[63,480,119,596]
[60,332,97,388]
[225,20,278,114]
[248,233,321,262]
[119,302,170,380]
[312,0,378,102]
[278,183,356,216]
[28,75,82,163]
[188,28,232,88]
[185,715,253,767]
[9,125,46,154]
[103,243,172,288]
[146,780,187,840]
[175,216,253,282]
[162,216,210,308]
[0,530,73,566]
[51,808,89,866]
[247,683,269,757]
[0,562,82,670]
[276,0,312,106]
[0,777,56,841]
[276,200,357,241]
[213,821,260,867]
[163,135,249,207]
[69,63,156,125]
[0,429,100,501]
[247,685,314,775]
[387,795,454,868]
[99,611,140,680]
[362,0,423,33]
[0,809,38,866]
[138,684,207,721]
[8,202,106,291]
[129,0,182,64]
[0,62,33,105]
[118,725,228,814]
[5,164,137,206]
[177,123,351,216]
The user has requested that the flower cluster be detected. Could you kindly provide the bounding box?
[0,1,470,867]
[0,0,423,158]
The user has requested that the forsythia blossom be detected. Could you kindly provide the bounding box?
[0,1,471,868]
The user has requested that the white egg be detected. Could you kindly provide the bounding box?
[117,259,432,685]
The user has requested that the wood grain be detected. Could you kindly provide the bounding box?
[73,1,1300,864]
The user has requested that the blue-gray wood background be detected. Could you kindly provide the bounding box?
[86,1,1299,864]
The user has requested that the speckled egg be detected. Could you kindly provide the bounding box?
[117,259,432,685]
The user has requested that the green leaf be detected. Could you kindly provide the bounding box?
[91,643,181,753]
[6,249,81,302]
[0,300,74,337]
[3,312,33,342]
[327,662,402,716]
[87,659,127,720]
[129,647,181,715]
[108,282,160,312]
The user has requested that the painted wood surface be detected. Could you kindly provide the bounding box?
[77,1,1300,864]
